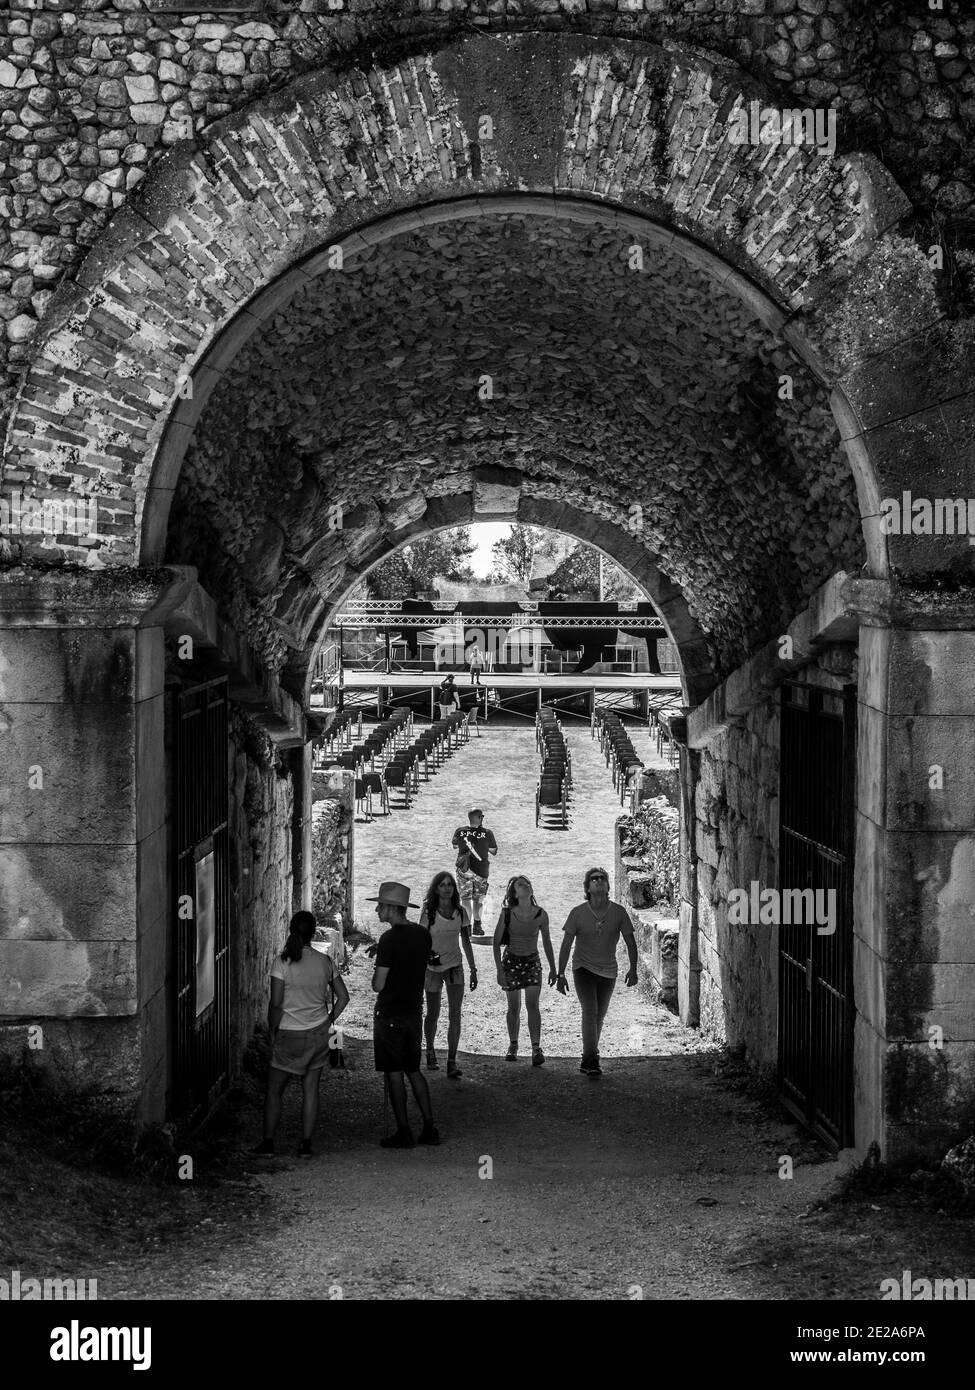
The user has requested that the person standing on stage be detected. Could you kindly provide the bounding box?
[451,807,498,937]
[437,672,458,719]
[555,866,638,1076]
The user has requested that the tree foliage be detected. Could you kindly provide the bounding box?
[543,543,643,602]
[367,528,477,598]
[489,525,559,584]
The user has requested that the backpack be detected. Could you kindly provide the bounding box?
[455,829,473,873]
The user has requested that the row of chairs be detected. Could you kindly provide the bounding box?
[331,709,472,819]
[593,709,644,810]
[379,709,472,813]
[535,705,571,828]
[320,708,363,754]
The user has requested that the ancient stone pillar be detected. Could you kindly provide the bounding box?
[0,569,170,1123]
[856,619,975,1162]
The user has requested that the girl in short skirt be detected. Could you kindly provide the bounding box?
[492,875,557,1067]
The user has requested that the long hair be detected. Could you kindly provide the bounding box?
[281,910,316,963]
[584,867,611,900]
[424,872,460,926]
[504,875,538,910]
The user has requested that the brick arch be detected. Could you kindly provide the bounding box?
[3,31,908,578]
[291,492,711,707]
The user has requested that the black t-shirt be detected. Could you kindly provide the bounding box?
[375,923,432,1018]
[452,825,497,877]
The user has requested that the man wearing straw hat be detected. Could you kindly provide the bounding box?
[368,880,441,1148]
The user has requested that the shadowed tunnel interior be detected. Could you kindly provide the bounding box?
[165,207,864,689]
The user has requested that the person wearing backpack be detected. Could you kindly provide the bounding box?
[492,874,557,1067]
[437,672,458,719]
[451,807,497,935]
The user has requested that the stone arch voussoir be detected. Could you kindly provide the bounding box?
[3,32,910,578]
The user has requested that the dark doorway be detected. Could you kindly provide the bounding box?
[172,677,231,1128]
[778,680,856,1149]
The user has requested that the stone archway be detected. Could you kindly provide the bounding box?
[2,34,908,576]
[3,30,974,1163]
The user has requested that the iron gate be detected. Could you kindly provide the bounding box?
[778,681,856,1149]
[173,677,231,1128]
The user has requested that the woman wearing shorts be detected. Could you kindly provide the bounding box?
[254,910,349,1158]
[419,872,477,1079]
[493,875,557,1067]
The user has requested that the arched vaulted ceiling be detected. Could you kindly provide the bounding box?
[166,209,864,683]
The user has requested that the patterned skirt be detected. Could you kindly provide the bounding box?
[502,948,543,991]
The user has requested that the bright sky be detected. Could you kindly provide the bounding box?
[469,521,512,577]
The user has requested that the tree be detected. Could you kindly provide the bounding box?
[489,525,559,584]
[543,541,644,603]
[367,527,476,598]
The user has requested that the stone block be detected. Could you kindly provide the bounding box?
[853,811,886,955]
[649,918,679,1010]
[473,471,520,518]
[884,830,975,966]
[140,980,167,1072]
[0,700,136,844]
[0,628,137,704]
[858,624,889,714]
[884,1039,975,1163]
[888,962,975,1043]
[854,934,885,1035]
[0,940,137,1016]
[137,911,167,1011]
[887,631,975,718]
[853,1014,885,1158]
[856,700,887,828]
[311,768,354,807]
[886,715,975,832]
[0,844,137,943]
[136,692,165,840]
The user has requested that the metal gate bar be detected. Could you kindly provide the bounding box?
[173,677,231,1129]
[778,681,855,1149]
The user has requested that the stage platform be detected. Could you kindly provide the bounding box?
[312,668,683,722]
[328,670,681,692]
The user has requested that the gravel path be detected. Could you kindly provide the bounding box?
[83,722,972,1301]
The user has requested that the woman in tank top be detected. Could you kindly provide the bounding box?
[493,874,557,1067]
[418,871,477,1079]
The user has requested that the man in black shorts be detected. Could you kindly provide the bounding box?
[369,880,441,1149]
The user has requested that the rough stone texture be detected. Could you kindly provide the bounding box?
[0,0,971,411]
[0,27,898,630]
[167,212,860,682]
[694,692,779,1062]
[310,769,353,930]
[228,706,294,1080]
[941,1133,975,1198]
[640,764,680,808]
[618,796,680,913]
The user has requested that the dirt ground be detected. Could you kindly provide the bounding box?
[5,720,973,1301]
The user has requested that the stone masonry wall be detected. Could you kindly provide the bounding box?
[695,693,780,1065]
[616,801,680,1010]
[310,768,354,931]
[1,0,975,419]
[228,706,294,1074]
